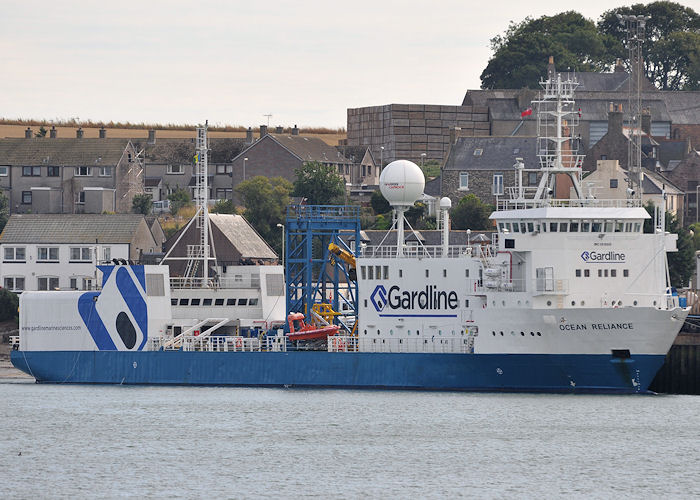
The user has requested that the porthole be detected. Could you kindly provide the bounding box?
[492,331,496,336]
[377,329,380,335]
[581,301,585,306]
[653,300,657,306]
[537,332,541,336]
[618,301,623,306]
[390,330,393,336]
[571,301,576,306]
[547,300,552,306]
[633,300,638,306]
[500,331,504,336]
[417,330,420,335]
[611,300,616,306]
[530,332,534,336]
[520,331,525,336]
[364,329,367,335]
[502,300,506,306]
[439,331,442,336]
[517,300,521,305]
[492,301,496,306]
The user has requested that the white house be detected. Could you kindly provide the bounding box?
[0,214,158,292]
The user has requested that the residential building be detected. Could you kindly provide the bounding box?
[0,214,158,292]
[0,136,143,214]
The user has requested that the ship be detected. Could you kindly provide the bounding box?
[10,76,688,393]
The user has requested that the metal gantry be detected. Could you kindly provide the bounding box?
[284,205,361,333]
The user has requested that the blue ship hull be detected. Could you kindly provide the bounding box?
[11,350,665,393]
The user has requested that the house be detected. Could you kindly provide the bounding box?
[0,135,143,214]
[230,133,352,202]
[582,160,684,221]
[141,137,245,204]
[661,150,700,225]
[441,136,539,206]
[162,213,277,278]
[0,214,158,292]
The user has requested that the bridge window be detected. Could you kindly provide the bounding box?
[191,298,201,306]
[615,222,624,232]
[203,298,212,306]
[592,221,602,232]
[604,221,614,232]
[559,223,568,232]
[581,221,591,232]
[611,269,617,277]
[512,222,519,232]
[368,266,374,279]
[584,269,590,277]
[576,269,581,277]
[570,222,579,232]
[179,299,189,306]
[527,222,534,232]
[383,266,389,279]
[375,266,382,279]
[215,299,224,306]
[238,299,247,306]
[249,298,258,305]
[360,266,366,280]
[549,222,558,232]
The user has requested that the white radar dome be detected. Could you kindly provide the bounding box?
[439,197,452,209]
[379,160,425,207]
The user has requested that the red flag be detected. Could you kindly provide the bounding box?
[521,107,532,118]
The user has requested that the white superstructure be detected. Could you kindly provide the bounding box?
[355,74,686,357]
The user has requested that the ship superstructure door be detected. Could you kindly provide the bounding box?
[536,267,554,292]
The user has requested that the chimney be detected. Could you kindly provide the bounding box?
[275,125,283,134]
[450,126,461,145]
[641,108,652,136]
[25,127,32,139]
[99,127,106,138]
[76,127,84,139]
[614,58,626,72]
[292,124,299,136]
[246,127,253,143]
[608,103,623,134]
[547,55,556,80]
[259,125,267,138]
[148,129,156,144]
[50,125,57,138]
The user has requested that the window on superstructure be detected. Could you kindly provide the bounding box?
[527,222,534,233]
[559,223,568,232]
[179,299,189,306]
[383,266,389,279]
[624,269,629,277]
[249,298,258,306]
[604,221,614,232]
[549,222,558,232]
[610,179,618,188]
[581,221,591,232]
[540,222,546,232]
[520,223,527,233]
[611,269,617,277]
[191,299,201,306]
[399,269,403,278]
[512,222,519,232]
[570,222,579,232]
[584,269,590,277]
[615,222,623,232]
[528,172,537,186]
[592,222,602,232]
[203,298,213,306]
[360,266,366,280]
[215,299,224,306]
[443,269,447,278]
[576,269,581,277]
[376,266,382,279]
[604,269,609,277]
[598,269,602,277]
[465,269,469,277]
[226,299,236,306]
[634,223,641,232]
[368,266,374,280]
[237,299,247,306]
[425,270,429,278]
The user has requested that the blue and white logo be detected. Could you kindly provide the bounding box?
[370,285,387,312]
[581,251,591,262]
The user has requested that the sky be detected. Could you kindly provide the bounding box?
[2,0,697,129]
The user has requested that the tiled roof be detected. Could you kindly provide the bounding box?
[337,145,372,164]
[267,134,349,163]
[209,214,277,259]
[141,138,246,164]
[444,136,539,171]
[659,92,700,125]
[0,214,147,244]
[424,176,441,197]
[0,138,131,166]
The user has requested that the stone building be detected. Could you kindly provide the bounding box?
[663,151,700,225]
[345,104,490,166]
[0,135,143,214]
[441,136,539,207]
[230,133,351,201]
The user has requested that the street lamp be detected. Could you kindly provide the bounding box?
[276,223,285,269]
[421,153,426,167]
[243,157,248,181]
[345,182,352,206]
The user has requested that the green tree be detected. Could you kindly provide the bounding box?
[450,194,493,231]
[0,192,9,234]
[236,176,292,255]
[644,202,694,287]
[481,11,616,89]
[37,126,48,138]
[598,2,700,90]
[370,190,391,215]
[210,199,237,214]
[292,161,345,205]
[131,193,153,215]
[167,188,192,216]
[0,288,19,322]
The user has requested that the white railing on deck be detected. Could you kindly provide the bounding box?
[327,336,358,352]
[470,278,569,294]
[498,197,643,211]
[362,337,474,354]
[148,336,261,352]
[364,244,497,260]
[170,276,261,290]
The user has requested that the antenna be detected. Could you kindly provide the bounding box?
[618,13,650,201]
[263,114,273,127]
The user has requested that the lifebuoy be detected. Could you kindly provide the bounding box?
[235,337,243,349]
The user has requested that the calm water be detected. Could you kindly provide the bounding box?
[1,380,698,499]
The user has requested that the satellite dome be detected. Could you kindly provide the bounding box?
[379,160,425,207]
[439,197,452,209]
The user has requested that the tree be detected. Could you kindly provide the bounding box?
[131,193,153,215]
[480,11,616,89]
[0,192,9,234]
[210,199,236,214]
[370,190,391,215]
[37,126,48,138]
[598,2,700,90]
[167,188,192,216]
[450,194,493,231]
[236,176,292,254]
[644,202,694,287]
[292,161,345,205]
[0,288,19,322]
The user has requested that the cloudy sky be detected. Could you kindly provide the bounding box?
[2,0,695,128]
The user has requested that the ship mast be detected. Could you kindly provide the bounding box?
[194,123,210,286]
[532,74,585,201]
